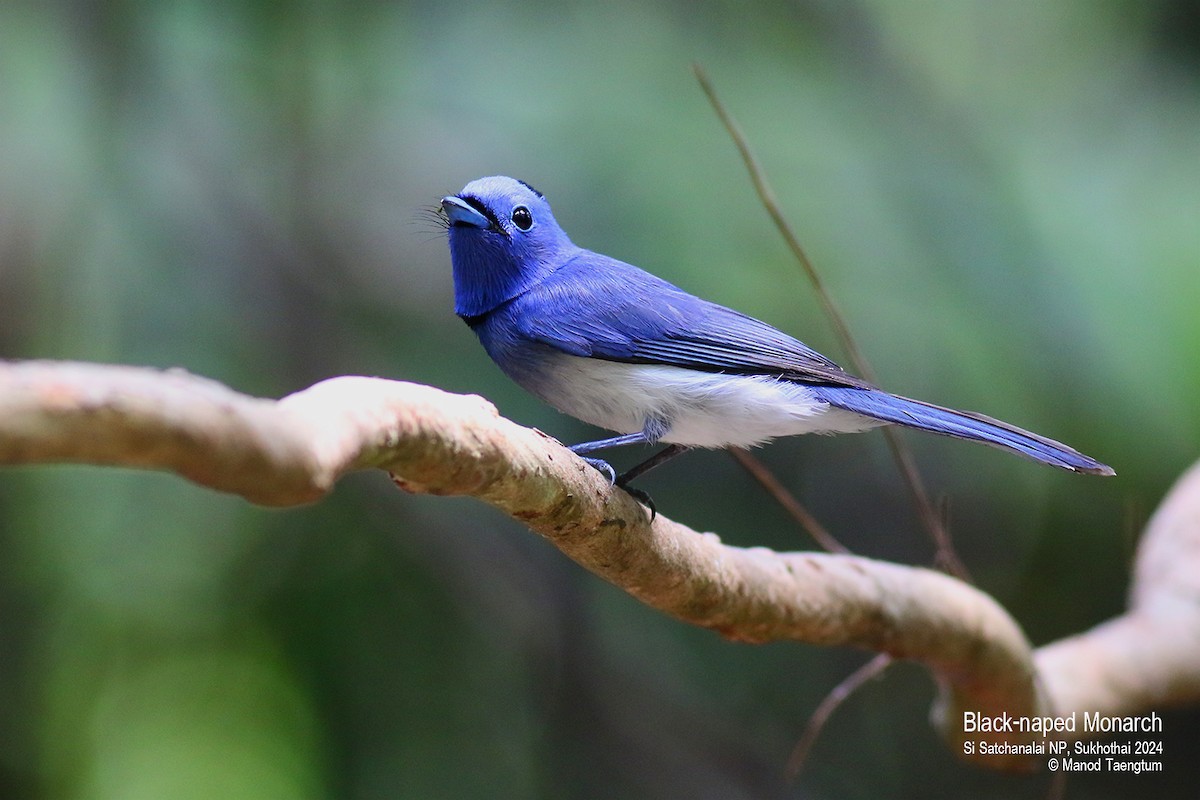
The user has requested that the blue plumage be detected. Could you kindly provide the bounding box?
[806,387,1105,473]
[441,176,1113,483]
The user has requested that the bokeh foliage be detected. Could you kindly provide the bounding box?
[1,1,1198,797]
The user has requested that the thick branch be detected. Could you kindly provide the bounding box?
[1034,460,1200,725]
[1,360,1195,771]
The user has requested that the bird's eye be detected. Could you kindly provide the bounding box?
[511,206,533,230]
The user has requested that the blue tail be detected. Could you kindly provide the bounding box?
[809,387,1114,476]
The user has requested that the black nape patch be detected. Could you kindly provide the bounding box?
[516,179,544,198]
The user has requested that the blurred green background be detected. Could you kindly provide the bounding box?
[1,1,1198,797]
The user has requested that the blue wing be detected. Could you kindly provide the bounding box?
[497,251,872,388]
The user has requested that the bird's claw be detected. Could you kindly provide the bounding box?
[616,476,657,523]
[579,456,617,485]
[576,456,657,521]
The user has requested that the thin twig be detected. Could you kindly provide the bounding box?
[693,63,969,581]
[785,653,894,781]
[729,447,850,554]
[885,436,970,580]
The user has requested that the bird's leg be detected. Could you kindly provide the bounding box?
[568,432,651,484]
[616,444,690,485]
[614,444,690,522]
[567,419,686,521]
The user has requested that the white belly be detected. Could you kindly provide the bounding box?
[530,354,884,448]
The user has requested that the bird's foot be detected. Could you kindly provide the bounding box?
[578,456,617,485]
[615,475,657,523]
[574,456,657,522]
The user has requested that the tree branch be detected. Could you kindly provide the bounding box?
[1,360,1196,770]
[1034,459,1200,721]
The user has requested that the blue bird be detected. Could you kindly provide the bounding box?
[440,176,1113,507]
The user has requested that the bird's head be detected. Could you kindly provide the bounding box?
[441,176,576,319]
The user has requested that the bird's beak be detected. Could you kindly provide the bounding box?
[441,195,491,229]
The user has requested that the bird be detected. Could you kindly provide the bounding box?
[439,175,1113,509]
